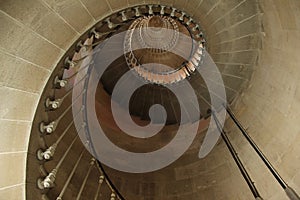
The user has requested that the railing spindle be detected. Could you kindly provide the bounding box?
[76,158,96,200]
[37,135,79,189]
[37,116,85,161]
[40,88,86,134]
[134,7,141,17]
[94,175,105,200]
[56,149,85,200]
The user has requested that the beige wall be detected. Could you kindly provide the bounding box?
[0,1,165,198]
[0,0,104,198]
[226,0,300,199]
[0,0,299,199]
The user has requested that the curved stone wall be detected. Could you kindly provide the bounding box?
[225,0,300,199]
[0,0,298,199]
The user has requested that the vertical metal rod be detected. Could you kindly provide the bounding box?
[95,161,125,200]
[224,105,300,200]
[212,111,263,200]
[37,120,75,160]
[41,87,86,134]
[56,149,85,200]
[55,86,86,122]
[94,175,105,200]
[64,57,92,77]
[39,135,79,189]
[53,109,84,148]
[56,135,78,170]
[76,158,95,200]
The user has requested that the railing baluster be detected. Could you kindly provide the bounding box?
[76,158,96,200]
[56,149,85,200]
[64,59,92,78]
[95,162,124,200]
[38,134,80,189]
[179,11,186,21]
[90,28,101,39]
[64,56,77,69]
[54,67,90,90]
[171,7,176,17]
[110,192,116,200]
[148,5,153,15]
[134,7,141,17]
[160,5,165,15]
[40,88,86,134]
[89,33,115,48]
[195,31,204,39]
[94,175,105,200]
[49,74,89,110]
[37,117,85,161]
[54,75,68,89]
[45,89,72,110]
[76,40,87,52]
[192,24,199,32]
[63,52,94,71]
[201,38,206,46]
[105,18,117,29]
[186,17,193,26]
[121,11,128,21]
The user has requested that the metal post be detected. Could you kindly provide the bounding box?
[212,111,263,199]
[94,175,105,200]
[76,158,95,200]
[95,161,126,200]
[38,135,79,189]
[56,149,85,200]
[224,105,300,200]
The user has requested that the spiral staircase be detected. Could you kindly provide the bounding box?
[26,5,216,199]
[0,1,294,200]
[21,4,227,199]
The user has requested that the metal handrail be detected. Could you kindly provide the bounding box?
[212,111,263,200]
[224,104,300,200]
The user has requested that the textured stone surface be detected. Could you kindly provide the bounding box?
[0,120,31,153]
[0,12,63,70]
[0,87,38,121]
[0,153,26,188]
[0,0,299,199]
[0,0,78,49]
[227,0,300,198]
[107,0,128,11]
[0,184,25,200]
[0,51,50,93]
[43,0,94,33]
[80,0,112,20]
